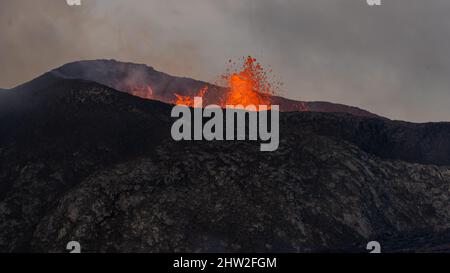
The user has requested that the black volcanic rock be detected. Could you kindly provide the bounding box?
[50,59,381,118]
[284,113,450,166]
[0,76,449,253]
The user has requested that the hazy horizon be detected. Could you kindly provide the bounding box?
[1,0,450,122]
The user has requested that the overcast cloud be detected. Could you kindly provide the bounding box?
[1,0,450,122]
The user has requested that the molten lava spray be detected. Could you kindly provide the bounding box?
[174,56,279,108]
[223,56,274,107]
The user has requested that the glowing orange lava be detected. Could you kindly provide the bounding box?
[174,86,208,107]
[223,56,273,108]
[173,56,278,109]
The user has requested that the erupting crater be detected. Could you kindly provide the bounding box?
[174,56,279,109]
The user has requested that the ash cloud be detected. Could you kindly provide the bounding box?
[1,0,450,122]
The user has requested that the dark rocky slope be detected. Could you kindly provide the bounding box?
[0,78,449,252]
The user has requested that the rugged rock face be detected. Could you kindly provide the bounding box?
[30,136,450,253]
[286,113,450,166]
[0,77,449,252]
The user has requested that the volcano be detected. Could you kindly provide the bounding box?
[0,61,449,253]
[50,59,382,118]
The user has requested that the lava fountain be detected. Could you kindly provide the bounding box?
[174,56,279,109]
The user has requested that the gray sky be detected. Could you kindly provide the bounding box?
[1,0,450,122]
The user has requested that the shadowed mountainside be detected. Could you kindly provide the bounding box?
[0,76,449,252]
